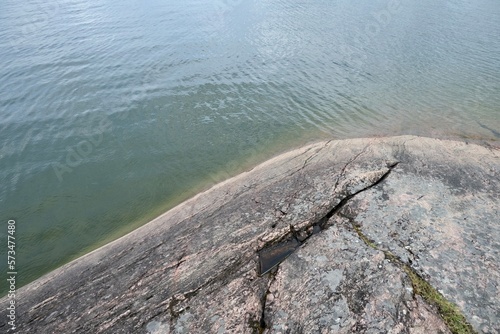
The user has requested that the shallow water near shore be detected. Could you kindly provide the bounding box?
[1,0,499,294]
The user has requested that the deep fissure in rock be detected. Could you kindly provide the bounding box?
[253,267,279,333]
[257,162,399,276]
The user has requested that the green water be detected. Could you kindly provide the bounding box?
[1,0,499,294]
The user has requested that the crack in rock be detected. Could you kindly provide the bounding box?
[257,162,399,276]
[255,267,279,333]
[333,144,371,194]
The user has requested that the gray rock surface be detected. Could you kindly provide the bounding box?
[1,136,499,333]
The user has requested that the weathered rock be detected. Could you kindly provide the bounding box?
[1,136,499,333]
[263,219,452,333]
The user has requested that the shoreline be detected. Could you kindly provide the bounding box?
[1,135,499,333]
[6,130,499,296]
[77,133,499,261]
[2,134,497,288]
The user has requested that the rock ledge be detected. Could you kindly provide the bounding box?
[1,136,499,333]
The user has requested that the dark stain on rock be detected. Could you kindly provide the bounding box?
[341,264,371,316]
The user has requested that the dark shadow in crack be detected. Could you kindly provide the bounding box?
[258,238,300,275]
[257,162,400,276]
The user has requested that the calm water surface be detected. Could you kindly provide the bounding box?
[1,0,499,293]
